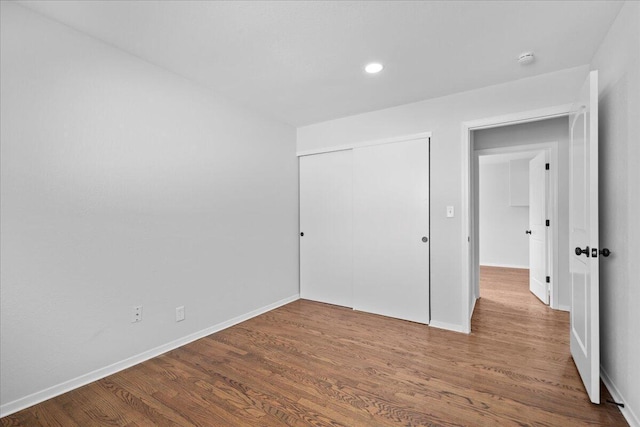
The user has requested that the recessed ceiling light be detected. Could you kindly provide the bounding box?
[365,62,384,74]
[518,52,535,65]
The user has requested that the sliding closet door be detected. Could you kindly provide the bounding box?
[353,139,430,323]
[299,150,353,308]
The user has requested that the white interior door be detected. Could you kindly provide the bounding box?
[528,151,549,304]
[352,139,430,324]
[299,150,353,308]
[569,70,600,404]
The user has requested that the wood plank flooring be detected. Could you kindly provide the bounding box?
[2,266,627,426]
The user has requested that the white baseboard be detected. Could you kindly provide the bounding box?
[429,320,470,334]
[601,366,639,427]
[557,304,570,312]
[479,263,529,269]
[0,294,300,418]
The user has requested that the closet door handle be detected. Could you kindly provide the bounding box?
[525,230,532,235]
[421,236,428,242]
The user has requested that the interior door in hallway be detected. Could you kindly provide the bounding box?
[299,150,353,308]
[352,139,430,324]
[569,70,600,404]
[528,151,549,304]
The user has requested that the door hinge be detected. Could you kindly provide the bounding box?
[545,163,550,170]
[546,219,550,226]
[546,276,550,283]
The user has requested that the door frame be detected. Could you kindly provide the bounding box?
[474,142,558,308]
[461,104,572,333]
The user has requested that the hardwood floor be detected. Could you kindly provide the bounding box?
[2,266,627,426]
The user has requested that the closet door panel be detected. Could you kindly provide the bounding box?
[299,150,353,308]
[353,140,430,323]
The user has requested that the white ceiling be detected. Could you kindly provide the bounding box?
[18,1,623,126]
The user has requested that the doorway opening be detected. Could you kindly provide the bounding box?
[469,116,570,321]
[475,146,554,306]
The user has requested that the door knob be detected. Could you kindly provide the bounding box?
[422,236,428,242]
[575,246,589,257]
[525,230,532,235]
[300,232,304,237]
[599,248,611,257]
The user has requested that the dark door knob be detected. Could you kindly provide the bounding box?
[600,248,611,257]
[525,230,532,235]
[422,236,428,242]
[300,232,304,237]
[575,246,589,256]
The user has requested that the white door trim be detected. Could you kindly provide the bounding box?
[297,132,432,157]
[461,104,572,333]
[474,142,559,309]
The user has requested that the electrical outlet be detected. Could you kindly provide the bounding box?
[176,306,185,322]
[132,305,142,323]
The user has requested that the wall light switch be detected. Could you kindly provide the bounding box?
[446,206,455,218]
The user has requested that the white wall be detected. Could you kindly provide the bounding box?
[0,2,299,414]
[590,2,640,425]
[478,160,529,269]
[298,65,588,331]
[508,159,530,207]
[473,117,570,309]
